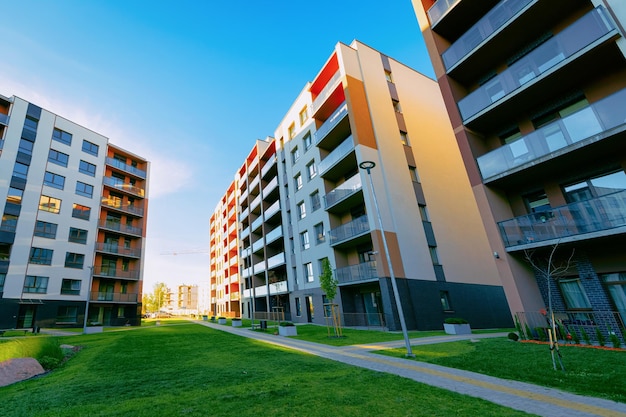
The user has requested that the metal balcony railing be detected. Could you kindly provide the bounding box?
[335,261,378,284]
[314,102,348,145]
[311,71,342,115]
[103,177,145,197]
[95,243,141,257]
[328,215,370,246]
[90,292,138,303]
[324,174,362,209]
[106,157,146,178]
[318,136,354,176]
[427,0,461,27]
[92,266,140,280]
[101,198,144,216]
[98,220,142,236]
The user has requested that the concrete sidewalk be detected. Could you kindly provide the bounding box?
[196,320,626,417]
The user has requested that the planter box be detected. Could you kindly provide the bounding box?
[85,326,104,334]
[278,326,297,337]
[444,323,471,335]
[218,318,227,325]
[232,320,242,327]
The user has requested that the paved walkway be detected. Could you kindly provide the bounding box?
[196,320,626,417]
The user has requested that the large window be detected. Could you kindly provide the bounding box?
[23,275,49,294]
[7,187,23,205]
[600,273,626,317]
[303,132,312,150]
[559,278,592,310]
[18,138,34,155]
[294,173,303,190]
[34,221,58,239]
[72,204,91,220]
[68,227,88,244]
[304,262,314,283]
[52,128,72,145]
[48,149,69,167]
[310,191,321,212]
[56,306,79,323]
[44,171,66,190]
[300,231,310,250]
[13,162,29,179]
[79,160,97,177]
[75,181,94,198]
[297,201,306,220]
[61,279,81,295]
[39,195,61,214]
[307,161,317,180]
[291,147,300,164]
[314,223,325,244]
[1,214,17,233]
[65,252,85,269]
[29,247,53,265]
[564,171,626,203]
[82,140,99,156]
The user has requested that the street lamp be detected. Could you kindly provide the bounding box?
[359,160,414,357]
[83,266,94,333]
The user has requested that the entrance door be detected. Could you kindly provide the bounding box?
[305,295,314,323]
[17,305,37,328]
[363,292,382,326]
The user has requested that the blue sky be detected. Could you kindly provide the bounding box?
[1,1,434,291]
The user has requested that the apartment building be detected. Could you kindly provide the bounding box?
[0,94,149,330]
[413,1,626,332]
[210,40,512,330]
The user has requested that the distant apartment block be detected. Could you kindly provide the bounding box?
[211,41,513,330]
[413,0,626,331]
[0,94,149,330]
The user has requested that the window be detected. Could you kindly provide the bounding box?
[400,131,410,146]
[418,205,430,222]
[0,273,5,292]
[82,140,99,156]
[39,195,61,214]
[440,291,452,311]
[65,252,85,269]
[429,246,440,265]
[385,70,393,83]
[75,181,94,198]
[23,116,38,132]
[72,204,91,220]
[564,171,626,203]
[1,214,17,233]
[297,201,306,220]
[601,273,626,317]
[310,190,321,212]
[294,173,303,190]
[291,147,300,164]
[56,306,79,323]
[559,278,591,309]
[7,187,23,205]
[295,297,302,317]
[34,221,58,239]
[304,262,314,282]
[29,247,53,265]
[409,166,420,183]
[392,99,402,113]
[52,128,72,145]
[48,149,69,167]
[300,231,310,250]
[23,275,49,294]
[303,132,312,150]
[61,279,81,295]
[18,138,34,155]
[288,123,296,139]
[68,227,88,244]
[44,171,66,190]
[13,162,29,179]
[307,161,317,180]
[314,223,325,244]
[525,192,550,213]
[79,160,97,177]
[299,106,308,125]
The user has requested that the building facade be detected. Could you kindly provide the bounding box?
[0,94,149,329]
[413,0,626,333]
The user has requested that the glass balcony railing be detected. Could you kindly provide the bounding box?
[335,261,378,285]
[105,157,146,179]
[263,176,278,195]
[314,102,348,145]
[477,88,626,180]
[95,243,141,257]
[101,198,144,216]
[311,71,342,115]
[92,266,140,280]
[251,216,263,232]
[90,292,138,303]
[427,0,461,26]
[329,215,370,246]
[0,113,9,126]
[269,280,288,294]
[264,200,280,220]
[261,156,277,178]
[318,135,354,176]
[252,238,264,253]
[240,226,250,240]
[442,0,533,70]
[103,177,145,197]
[498,190,626,248]
[458,7,615,122]
[267,252,286,269]
[250,195,261,212]
[265,225,282,245]
[324,174,362,209]
[253,260,266,275]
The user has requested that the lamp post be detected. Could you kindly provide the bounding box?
[83,266,94,333]
[359,161,414,357]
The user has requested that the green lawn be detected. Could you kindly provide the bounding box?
[379,338,626,403]
[0,323,532,417]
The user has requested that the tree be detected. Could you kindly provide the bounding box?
[319,258,342,337]
[524,242,575,371]
[144,282,169,315]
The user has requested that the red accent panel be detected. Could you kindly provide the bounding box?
[310,53,339,96]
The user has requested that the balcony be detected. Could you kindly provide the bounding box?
[103,177,145,197]
[101,198,144,217]
[269,280,288,295]
[318,135,355,178]
[311,71,342,116]
[498,190,626,250]
[267,252,285,269]
[92,266,140,280]
[261,156,277,179]
[95,243,141,258]
[477,88,626,182]
[90,292,138,303]
[263,176,278,196]
[428,0,500,39]
[251,216,263,233]
[264,199,280,221]
[252,238,264,254]
[0,113,9,126]
[324,174,363,212]
[250,195,261,213]
[442,0,533,71]
[230,292,240,301]
[314,102,349,148]
[335,261,378,285]
[106,157,146,179]
[265,225,282,245]
[98,220,142,236]
[329,215,371,247]
[253,260,266,275]
[239,206,250,221]
[240,225,250,240]
[458,7,618,126]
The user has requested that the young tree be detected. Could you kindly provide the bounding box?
[145,282,169,316]
[319,258,342,337]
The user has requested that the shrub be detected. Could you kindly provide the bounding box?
[507,332,519,342]
[581,328,591,345]
[279,321,295,327]
[610,333,621,349]
[571,330,581,344]
[514,316,525,340]
[536,327,547,342]
[444,318,468,324]
[39,355,61,370]
[595,328,606,347]
[525,323,534,340]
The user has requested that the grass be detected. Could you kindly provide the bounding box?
[0,337,65,369]
[378,337,626,403]
[0,323,532,417]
